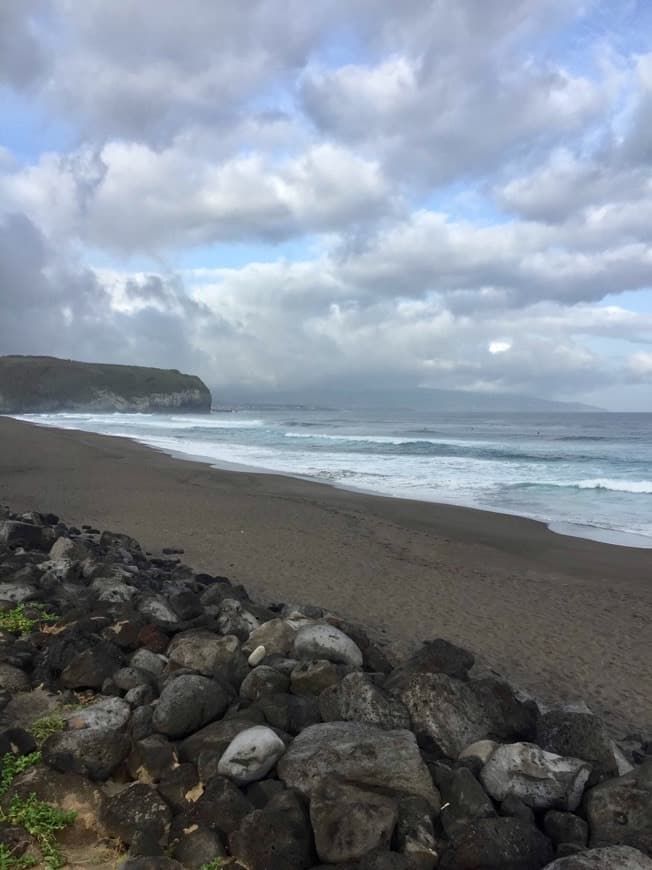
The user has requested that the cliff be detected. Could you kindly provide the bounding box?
[0,355,212,413]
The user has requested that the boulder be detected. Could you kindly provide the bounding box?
[439,817,554,870]
[480,742,592,811]
[294,623,363,667]
[171,825,227,869]
[65,696,131,732]
[190,775,254,835]
[127,735,178,784]
[103,783,171,846]
[310,777,399,863]
[152,674,230,738]
[167,629,237,676]
[544,810,589,847]
[255,692,321,735]
[0,663,30,692]
[50,536,90,562]
[228,790,314,870]
[244,618,297,656]
[217,725,286,785]
[459,739,499,765]
[157,764,202,813]
[537,711,623,784]
[403,637,475,679]
[42,727,130,781]
[334,671,411,730]
[137,594,180,628]
[399,672,491,757]
[179,716,262,763]
[129,648,167,677]
[290,659,339,695]
[471,677,538,741]
[240,665,290,701]
[0,581,39,603]
[395,795,439,868]
[585,760,652,853]
[217,598,260,640]
[277,721,440,809]
[0,521,50,551]
[61,642,124,689]
[439,766,496,840]
[542,846,652,868]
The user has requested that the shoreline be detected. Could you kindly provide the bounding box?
[12,413,652,551]
[1,415,650,736]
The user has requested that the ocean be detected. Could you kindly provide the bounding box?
[14,408,652,548]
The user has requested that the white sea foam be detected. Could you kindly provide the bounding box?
[558,479,652,494]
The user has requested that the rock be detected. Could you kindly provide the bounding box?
[136,623,170,653]
[480,742,592,811]
[172,825,227,869]
[500,794,536,825]
[61,642,124,689]
[394,638,475,681]
[152,674,230,738]
[439,766,495,840]
[121,858,184,870]
[277,721,440,809]
[42,727,130,780]
[240,665,290,701]
[217,598,260,640]
[100,530,143,557]
[395,795,439,868]
[439,817,554,870]
[294,623,363,667]
[255,692,321,735]
[0,663,30,692]
[248,644,266,666]
[157,764,202,813]
[399,672,491,757]
[191,775,254,835]
[167,629,235,676]
[168,588,202,620]
[113,666,157,692]
[218,725,286,785]
[537,711,623,784]
[544,810,588,847]
[335,671,411,730]
[0,581,39,603]
[103,783,171,846]
[50,536,89,562]
[585,760,652,853]
[246,779,287,808]
[228,790,314,870]
[65,696,131,731]
[290,659,339,695]
[127,735,178,784]
[179,716,262,763]
[125,683,156,706]
[7,766,108,846]
[459,739,499,764]
[0,521,50,551]
[310,777,398,863]
[245,618,296,656]
[130,648,167,677]
[137,594,180,628]
[471,677,538,741]
[542,846,652,868]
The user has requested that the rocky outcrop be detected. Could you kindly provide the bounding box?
[0,355,211,413]
[0,505,650,870]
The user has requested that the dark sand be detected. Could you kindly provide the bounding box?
[1,416,650,736]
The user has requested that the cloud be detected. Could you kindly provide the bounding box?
[0,0,50,89]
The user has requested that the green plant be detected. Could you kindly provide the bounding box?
[0,604,57,634]
[0,842,38,869]
[5,794,76,870]
[0,752,41,796]
[199,859,234,869]
[28,716,65,747]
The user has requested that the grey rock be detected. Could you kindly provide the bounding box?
[126,735,178,783]
[103,783,171,846]
[255,691,321,735]
[50,536,90,562]
[179,715,261,763]
[542,845,652,868]
[129,648,167,677]
[500,794,536,825]
[191,775,254,835]
[544,811,589,847]
[244,618,297,656]
[64,696,131,732]
[439,817,554,869]
[152,674,230,738]
[0,520,50,551]
[471,677,538,741]
[585,760,652,853]
[277,721,440,809]
[217,725,286,784]
[137,594,180,628]
[42,727,130,781]
[439,766,495,840]
[0,663,30,692]
[538,711,623,784]
[335,671,411,730]
[61,642,123,689]
[310,777,398,863]
[399,672,491,757]
[172,825,226,869]
[217,598,260,641]
[290,659,339,695]
[0,581,39,603]
[228,789,314,870]
[294,623,363,667]
[481,742,592,811]
[167,629,236,676]
[394,637,475,681]
[157,764,202,813]
[240,665,290,701]
[395,795,438,868]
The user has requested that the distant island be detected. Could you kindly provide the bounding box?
[0,355,212,413]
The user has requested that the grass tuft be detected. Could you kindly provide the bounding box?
[0,604,57,634]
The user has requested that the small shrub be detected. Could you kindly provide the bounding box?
[0,843,38,869]
[29,716,65,747]
[199,859,234,870]
[0,604,57,634]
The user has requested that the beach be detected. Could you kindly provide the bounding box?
[0,415,650,737]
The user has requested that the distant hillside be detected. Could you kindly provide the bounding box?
[0,356,211,413]
[219,385,604,413]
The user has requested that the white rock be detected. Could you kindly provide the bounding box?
[294,623,363,668]
[480,742,591,811]
[459,739,500,765]
[248,645,266,667]
[543,845,652,869]
[217,725,285,785]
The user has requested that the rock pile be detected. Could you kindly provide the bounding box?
[0,506,651,869]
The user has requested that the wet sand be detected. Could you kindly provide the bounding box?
[0,416,650,736]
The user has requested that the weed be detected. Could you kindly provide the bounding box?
[0,843,38,869]
[5,794,76,870]
[199,859,234,869]
[0,604,57,635]
[28,716,65,747]
[0,752,41,797]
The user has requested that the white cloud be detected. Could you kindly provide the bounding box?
[489,341,512,354]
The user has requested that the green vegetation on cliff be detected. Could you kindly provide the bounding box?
[0,356,212,413]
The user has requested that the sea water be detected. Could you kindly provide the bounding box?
[14,408,652,548]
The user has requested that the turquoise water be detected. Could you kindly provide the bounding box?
[15,409,652,547]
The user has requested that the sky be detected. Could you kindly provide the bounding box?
[1,1,652,410]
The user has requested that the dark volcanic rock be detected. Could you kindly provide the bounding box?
[228,790,314,870]
[42,727,130,781]
[396,638,475,681]
[585,759,652,853]
[471,677,538,741]
[544,810,589,847]
[439,817,554,870]
[152,674,231,738]
[103,782,171,846]
[537,710,623,784]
